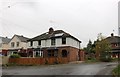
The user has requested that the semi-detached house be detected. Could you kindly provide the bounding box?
[7,35,29,57]
[27,28,84,62]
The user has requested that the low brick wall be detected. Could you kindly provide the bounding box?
[9,57,68,65]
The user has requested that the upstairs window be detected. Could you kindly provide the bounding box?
[30,41,33,46]
[38,40,41,46]
[62,37,66,44]
[51,38,55,45]
[16,42,19,47]
[11,42,15,47]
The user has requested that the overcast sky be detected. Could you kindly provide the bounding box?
[0,0,120,48]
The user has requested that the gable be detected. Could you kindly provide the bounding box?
[9,35,21,44]
[9,35,29,43]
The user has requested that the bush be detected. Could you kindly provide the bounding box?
[10,54,21,58]
[100,53,112,62]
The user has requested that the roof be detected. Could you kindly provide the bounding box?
[10,35,29,43]
[0,37,11,44]
[15,35,29,42]
[105,36,120,43]
[28,29,81,43]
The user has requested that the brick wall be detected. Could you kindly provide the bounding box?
[58,46,85,61]
[80,50,85,61]
[69,47,79,61]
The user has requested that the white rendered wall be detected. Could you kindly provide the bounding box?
[27,37,80,49]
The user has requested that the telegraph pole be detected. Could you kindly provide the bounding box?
[118,1,120,76]
[119,1,120,36]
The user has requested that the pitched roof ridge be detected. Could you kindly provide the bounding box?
[1,36,11,44]
[107,36,120,38]
[15,34,29,39]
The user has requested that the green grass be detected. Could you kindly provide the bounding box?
[112,64,120,76]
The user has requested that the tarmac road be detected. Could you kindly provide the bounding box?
[1,61,118,76]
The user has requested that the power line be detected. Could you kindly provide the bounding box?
[0,2,19,12]
[0,17,40,36]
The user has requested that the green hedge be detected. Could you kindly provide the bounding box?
[10,54,21,58]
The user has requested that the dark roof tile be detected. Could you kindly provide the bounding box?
[15,35,29,42]
[28,30,81,43]
[105,36,120,43]
[0,37,11,44]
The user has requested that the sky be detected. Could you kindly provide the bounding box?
[0,0,120,48]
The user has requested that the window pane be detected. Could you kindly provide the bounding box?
[30,41,33,46]
[62,37,66,44]
[38,40,41,45]
[11,42,14,47]
[47,50,58,57]
[51,38,55,45]
[62,50,67,57]
[17,42,19,47]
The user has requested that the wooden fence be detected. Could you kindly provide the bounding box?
[9,57,68,65]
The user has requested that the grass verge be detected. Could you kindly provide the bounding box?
[112,64,120,76]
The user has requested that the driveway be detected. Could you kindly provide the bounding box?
[1,61,118,76]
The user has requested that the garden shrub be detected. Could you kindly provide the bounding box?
[10,54,21,58]
[100,52,112,62]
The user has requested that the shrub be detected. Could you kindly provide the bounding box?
[10,54,21,58]
[99,52,112,62]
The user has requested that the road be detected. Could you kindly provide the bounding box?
[1,62,118,76]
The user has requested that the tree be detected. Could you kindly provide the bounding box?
[83,40,96,60]
[86,40,92,53]
[95,33,111,61]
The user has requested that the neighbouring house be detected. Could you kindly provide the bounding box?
[105,33,120,58]
[0,37,11,56]
[7,35,29,57]
[27,27,84,62]
[0,37,11,65]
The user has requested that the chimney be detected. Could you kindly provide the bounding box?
[111,33,114,37]
[49,27,54,34]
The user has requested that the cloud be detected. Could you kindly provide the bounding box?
[1,0,119,47]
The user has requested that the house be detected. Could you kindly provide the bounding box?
[105,33,120,58]
[0,37,11,56]
[7,35,29,57]
[27,27,84,62]
[0,37,11,65]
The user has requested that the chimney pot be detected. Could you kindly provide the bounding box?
[49,27,54,34]
[111,33,114,37]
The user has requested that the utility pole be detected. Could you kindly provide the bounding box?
[119,1,120,36]
[118,1,120,76]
